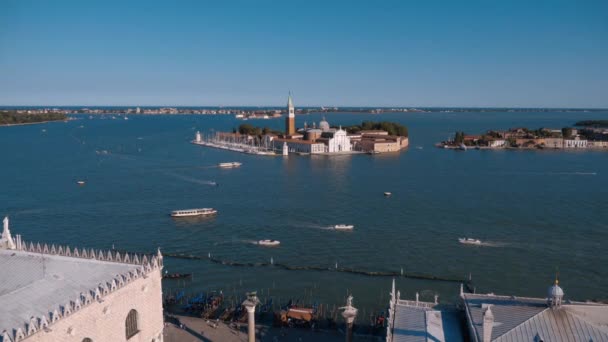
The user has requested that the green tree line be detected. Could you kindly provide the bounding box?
[0,111,67,125]
[342,121,409,137]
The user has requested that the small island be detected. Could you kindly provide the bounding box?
[193,94,409,155]
[0,110,67,126]
[438,125,608,150]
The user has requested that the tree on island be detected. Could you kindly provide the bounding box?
[234,124,282,138]
[453,131,466,144]
[574,120,608,128]
[342,121,409,137]
[0,111,67,125]
[562,127,573,138]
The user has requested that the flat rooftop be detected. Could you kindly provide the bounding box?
[0,248,139,333]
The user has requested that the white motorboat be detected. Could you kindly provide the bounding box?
[459,238,481,245]
[218,162,242,168]
[171,208,217,217]
[334,224,354,230]
[76,180,86,185]
[384,192,392,197]
[258,239,280,246]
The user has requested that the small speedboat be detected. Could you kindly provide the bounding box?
[334,224,354,230]
[384,192,392,197]
[258,239,280,246]
[77,181,86,185]
[459,238,481,245]
[218,162,242,168]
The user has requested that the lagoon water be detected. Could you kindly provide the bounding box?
[1,111,607,311]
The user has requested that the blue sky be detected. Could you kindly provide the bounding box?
[1,0,607,107]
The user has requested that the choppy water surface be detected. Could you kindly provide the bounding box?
[1,111,607,311]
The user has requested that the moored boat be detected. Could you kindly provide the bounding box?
[171,208,217,217]
[77,180,86,185]
[258,239,280,246]
[334,224,354,230]
[163,272,192,279]
[459,237,481,245]
[218,162,242,168]
[384,192,392,197]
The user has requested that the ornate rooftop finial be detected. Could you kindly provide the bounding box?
[1,216,16,250]
[547,274,564,308]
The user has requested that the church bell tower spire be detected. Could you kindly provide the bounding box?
[285,91,295,135]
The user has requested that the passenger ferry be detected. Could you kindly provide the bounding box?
[334,224,354,230]
[218,162,242,168]
[171,208,217,217]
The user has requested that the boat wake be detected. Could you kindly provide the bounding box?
[500,171,597,176]
[300,223,335,230]
[164,172,218,186]
[213,239,259,246]
[462,240,507,247]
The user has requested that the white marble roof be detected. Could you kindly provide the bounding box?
[0,249,139,336]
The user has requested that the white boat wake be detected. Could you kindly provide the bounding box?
[164,172,218,186]
[213,239,259,246]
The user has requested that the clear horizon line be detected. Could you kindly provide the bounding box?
[1,104,607,110]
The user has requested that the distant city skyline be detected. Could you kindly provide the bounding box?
[1,0,607,108]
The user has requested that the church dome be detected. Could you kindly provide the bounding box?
[548,282,564,297]
[319,117,330,132]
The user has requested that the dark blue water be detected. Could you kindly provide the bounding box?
[1,111,607,311]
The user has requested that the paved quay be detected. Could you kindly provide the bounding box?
[163,314,382,342]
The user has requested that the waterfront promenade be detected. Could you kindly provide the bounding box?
[163,314,377,342]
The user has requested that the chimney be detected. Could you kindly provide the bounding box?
[482,304,494,342]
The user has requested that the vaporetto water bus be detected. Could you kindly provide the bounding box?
[171,208,218,217]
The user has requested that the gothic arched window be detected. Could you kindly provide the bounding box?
[125,309,139,339]
[82,339,93,342]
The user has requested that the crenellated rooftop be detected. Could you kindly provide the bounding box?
[0,217,163,342]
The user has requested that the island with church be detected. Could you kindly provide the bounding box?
[192,93,409,156]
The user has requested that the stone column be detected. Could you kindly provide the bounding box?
[340,295,358,342]
[242,292,260,342]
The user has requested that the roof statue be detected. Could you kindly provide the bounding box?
[1,216,16,250]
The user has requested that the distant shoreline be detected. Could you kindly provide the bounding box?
[0,119,68,127]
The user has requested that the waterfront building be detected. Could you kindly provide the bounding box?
[359,130,389,136]
[588,140,608,149]
[271,137,325,154]
[487,139,506,148]
[462,280,608,341]
[316,127,352,153]
[303,128,323,141]
[386,280,463,342]
[544,137,564,149]
[564,137,588,148]
[0,217,164,342]
[359,134,409,153]
[285,92,295,135]
[386,279,608,342]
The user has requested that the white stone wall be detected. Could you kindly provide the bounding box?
[24,270,164,342]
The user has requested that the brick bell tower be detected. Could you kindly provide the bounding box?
[285,91,295,135]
